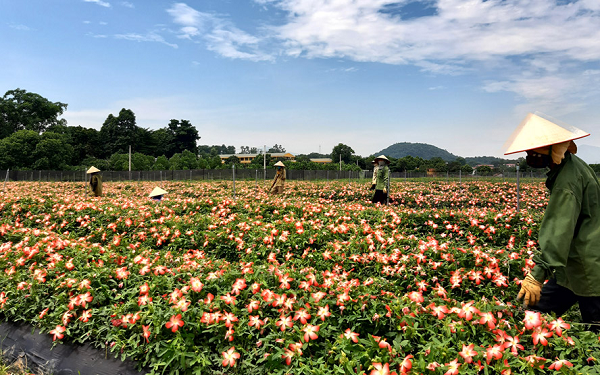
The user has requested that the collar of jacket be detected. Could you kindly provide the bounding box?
[545,152,571,190]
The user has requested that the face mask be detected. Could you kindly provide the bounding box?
[378,161,385,166]
[526,152,551,169]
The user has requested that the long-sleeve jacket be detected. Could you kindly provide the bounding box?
[374,166,390,192]
[90,175,103,197]
[531,153,600,296]
[273,169,286,187]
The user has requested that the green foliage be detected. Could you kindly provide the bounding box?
[153,155,170,170]
[100,109,138,157]
[475,165,493,176]
[32,132,74,170]
[0,88,67,138]
[267,144,286,153]
[166,119,200,156]
[331,143,355,164]
[0,130,41,169]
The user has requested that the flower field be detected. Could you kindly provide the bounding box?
[1,180,599,374]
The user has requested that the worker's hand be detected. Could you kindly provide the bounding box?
[370,184,375,190]
[517,274,543,307]
[383,188,387,194]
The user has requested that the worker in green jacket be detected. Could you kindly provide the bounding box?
[504,112,600,324]
[87,166,103,197]
[371,155,390,205]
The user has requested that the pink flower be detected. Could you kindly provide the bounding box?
[222,347,240,367]
[548,358,573,370]
[165,314,184,332]
[370,362,390,375]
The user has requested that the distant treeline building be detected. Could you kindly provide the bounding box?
[218,153,333,165]
[219,153,296,164]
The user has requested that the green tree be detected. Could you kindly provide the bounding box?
[109,153,129,171]
[268,144,286,153]
[153,155,170,170]
[0,89,68,138]
[331,143,355,165]
[224,155,240,165]
[66,125,101,162]
[461,164,473,174]
[475,165,493,176]
[198,157,209,169]
[209,155,222,169]
[131,153,154,170]
[180,149,199,169]
[99,109,138,157]
[152,128,173,157]
[166,119,200,156]
[33,132,74,170]
[0,130,41,169]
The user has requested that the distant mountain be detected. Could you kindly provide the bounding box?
[373,142,517,166]
[374,142,458,161]
[575,144,600,164]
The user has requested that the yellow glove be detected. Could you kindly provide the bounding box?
[517,274,543,307]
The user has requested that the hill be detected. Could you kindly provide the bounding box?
[374,142,517,165]
[374,142,457,161]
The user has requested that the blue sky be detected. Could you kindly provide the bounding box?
[2,0,600,158]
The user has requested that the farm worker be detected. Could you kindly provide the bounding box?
[87,166,102,197]
[371,155,390,205]
[370,159,379,191]
[149,187,168,201]
[504,112,600,324]
[270,161,286,195]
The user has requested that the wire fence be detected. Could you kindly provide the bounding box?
[3,169,551,183]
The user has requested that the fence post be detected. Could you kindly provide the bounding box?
[3,169,8,193]
[516,166,520,212]
[232,164,236,200]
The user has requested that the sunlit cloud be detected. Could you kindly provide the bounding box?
[83,0,111,8]
[114,33,178,49]
[166,3,274,62]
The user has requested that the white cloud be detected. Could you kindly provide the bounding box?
[114,33,178,49]
[8,23,33,31]
[159,1,600,114]
[166,3,274,62]
[120,1,134,8]
[83,0,111,8]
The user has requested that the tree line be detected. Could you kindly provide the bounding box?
[1,88,546,174]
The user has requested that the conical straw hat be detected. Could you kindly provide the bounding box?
[374,155,390,164]
[503,113,590,155]
[149,187,168,198]
[274,161,286,167]
[86,166,100,174]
